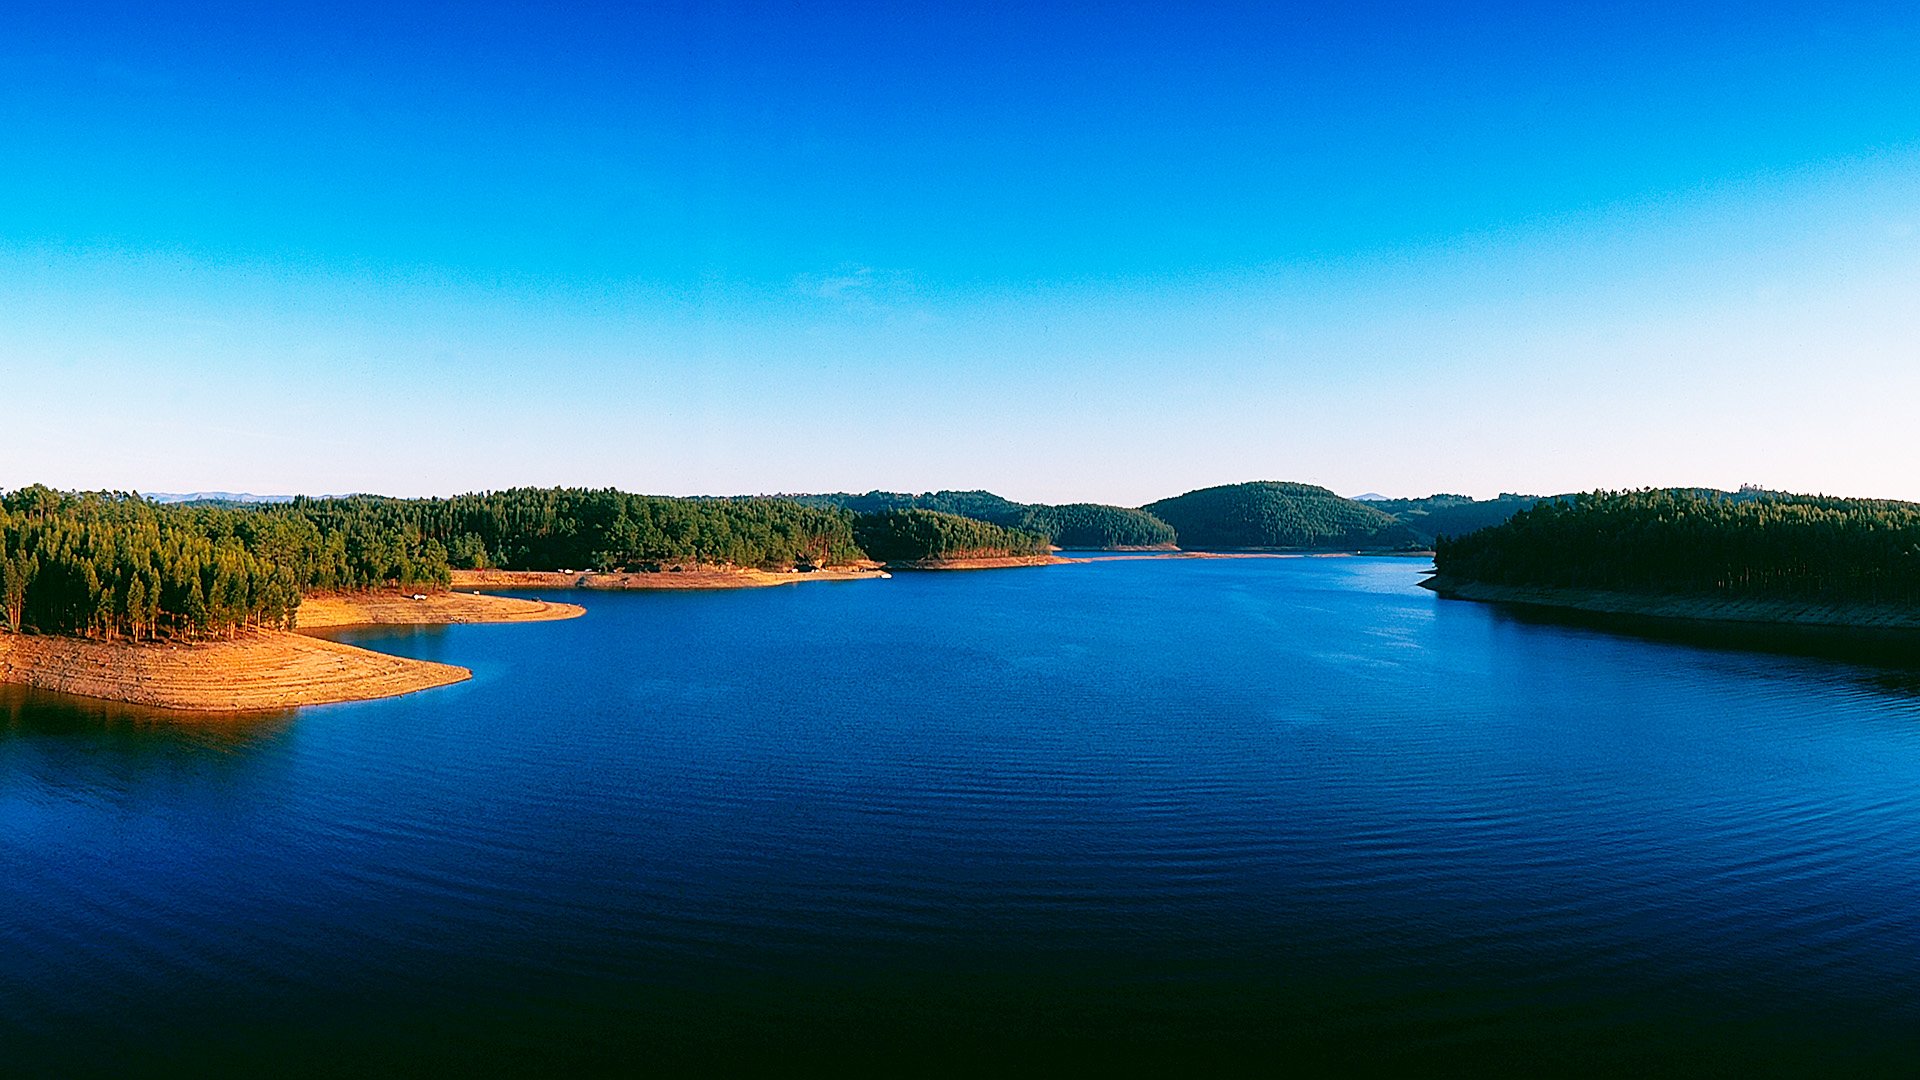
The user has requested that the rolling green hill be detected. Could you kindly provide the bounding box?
[1365,493,1543,544]
[797,491,1175,549]
[1136,478,1428,545]
[1143,482,1420,550]
[850,510,1050,564]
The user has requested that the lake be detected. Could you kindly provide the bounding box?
[5,556,1920,1072]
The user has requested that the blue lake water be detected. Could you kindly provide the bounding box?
[5,556,1920,1072]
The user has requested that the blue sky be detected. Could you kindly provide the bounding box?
[4,2,1918,502]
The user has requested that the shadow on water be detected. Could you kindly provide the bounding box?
[1468,599,1920,694]
[0,682,297,749]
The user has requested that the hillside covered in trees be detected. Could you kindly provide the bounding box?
[0,486,451,641]
[411,489,865,572]
[1144,482,1421,550]
[1365,493,1543,544]
[850,509,1050,564]
[796,491,1176,549]
[1433,488,1920,604]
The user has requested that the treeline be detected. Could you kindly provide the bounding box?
[0,487,450,640]
[1364,493,1542,544]
[1434,488,1920,604]
[1144,482,1420,550]
[796,491,1175,548]
[851,510,1050,564]
[390,489,865,572]
[1017,504,1174,548]
[800,490,1025,521]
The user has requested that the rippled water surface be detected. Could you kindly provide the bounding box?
[5,557,1920,1072]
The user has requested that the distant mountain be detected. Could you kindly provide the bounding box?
[793,490,1175,548]
[143,491,298,505]
[1351,492,1390,502]
[1363,493,1545,544]
[791,489,1025,522]
[1142,482,1419,550]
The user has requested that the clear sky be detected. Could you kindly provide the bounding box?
[4,1,1917,503]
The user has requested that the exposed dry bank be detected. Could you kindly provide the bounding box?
[295,591,585,628]
[0,630,469,712]
[451,566,888,590]
[1423,575,1920,630]
[1,590,585,712]
[892,555,1067,570]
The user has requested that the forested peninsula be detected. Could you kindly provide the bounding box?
[0,485,1068,710]
[1428,488,1920,629]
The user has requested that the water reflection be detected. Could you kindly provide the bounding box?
[1455,597,1920,698]
[0,683,296,751]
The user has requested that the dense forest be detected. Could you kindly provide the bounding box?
[797,491,1176,548]
[1018,503,1174,548]
[1433,488,1920,604]
[0,486,450,640]
[850,510,1050,564]
[402,489,865,572]
[1365,493,1544,544]
[1144,482,1421,550]
[799,490,1027,521]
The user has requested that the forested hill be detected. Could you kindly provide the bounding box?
[850,510,1050,564]
[406,489,864,571]
[796,491,1176,548]
[1433,489,1920,603]
[1364,493,1543,544]
[795,490,1025,522]
[0,487,451,641]
[1143,482,1421,550]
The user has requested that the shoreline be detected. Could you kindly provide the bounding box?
[888,555,1066,570]
[0,629,470,713]
[1422,576,1920,631]
[448,549,1427,584]
[296,590,585,629]
[2,590,586,713]
[451,566,889,591]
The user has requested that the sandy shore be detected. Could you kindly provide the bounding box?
[1423,576,1920,630]
[296,590,585,629]
[891,555,1067,570]
[0,630,469,712]
[449,551,1404,583]
[451,566,889,590]
[1,590,587,712]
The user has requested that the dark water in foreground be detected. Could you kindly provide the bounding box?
[5,557,1920,1073]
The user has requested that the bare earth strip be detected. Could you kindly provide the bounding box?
[1423,576,1920,630]
[1,591,586,712]
[892,555,1067,570]
[0,631,469,712]
[450,553,1381,583]
[295,591,585,629]
[451,566,889,590]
